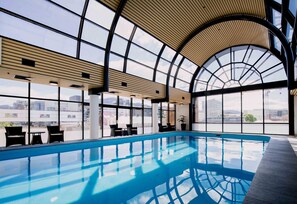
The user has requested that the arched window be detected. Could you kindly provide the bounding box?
[193,45,289,135]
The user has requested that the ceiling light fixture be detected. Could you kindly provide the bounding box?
[14,75,31,81]
[49,81,58,86]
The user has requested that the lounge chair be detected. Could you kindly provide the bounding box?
[110,124,123,136]
[126,124,137,135]
[158,123,168,132]
[5,126,26,147]
[47,126,64,143]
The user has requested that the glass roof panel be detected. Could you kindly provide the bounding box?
[80,42,104,65]
[197,68,211,82]
[244,48,266,65]
[286,23,294,43]
[133,28,163,54]
[181,58,198,73]
[274,36,282,51]
[217,49,230,66]
[109,53,124,71]
[155,71,167,85]
[171,65,178,77]
[157,59,170,73]
[240,69,262,86]
[215,65,231,83]
[234,64,251,81]
[194,80,207,92]
[161,46,176,61]
[177,69,192,82]
[253,52,271,69]
[115,17,134,39]
[82,20,109,48]
[1,0,80,36]
[51,0,86,15]
[289,0,297,17]
[111,35,128,56]
[262,66,287,83]
[257,55,281,73]
[208,76,224,90]
[175,55,183,66]
[175,80,189,91]
[224,80,240,89]
[233,48,247,62]
[0,12,76,57]
[127,60,153,80]
[86,0,114,29]
[193,45,285,93]
[204,57,220,73]
[129,44,157,68]
[169,77,174,87]
[272,9,281,29]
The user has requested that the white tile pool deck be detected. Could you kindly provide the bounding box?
[1,133,297,203]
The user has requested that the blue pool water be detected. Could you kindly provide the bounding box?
[0,132,269,204]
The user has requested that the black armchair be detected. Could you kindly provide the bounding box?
[5,126,26,147]
[158,123,168,132]
[47,126,64,143]
[167,123,176,131]
[126,124,137,135]
[110,124,123,136]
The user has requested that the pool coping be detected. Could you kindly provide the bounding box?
[0,131,270,151]
[244,135,297,203]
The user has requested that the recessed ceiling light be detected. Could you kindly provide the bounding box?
[49,81,58,86]
[70,84,84,88]
[14,75,31,81]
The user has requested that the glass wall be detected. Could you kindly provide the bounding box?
[158,102,176,127]
[0,78,153,146]
[0,0,201,91]
[193,88,289,135]
[223,93,241,132]
[193,45,289,135]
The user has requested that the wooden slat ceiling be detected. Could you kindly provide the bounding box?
[182,21,269,66]
[101,0,267,66]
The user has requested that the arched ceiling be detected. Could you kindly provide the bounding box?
[181,20,269,66]
[101,0,267,66]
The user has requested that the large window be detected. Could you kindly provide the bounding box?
[158,102,176,126]
[194,88,289,135]
[223,93,241,132]
[0,78,153,147]
[193,45,289,135]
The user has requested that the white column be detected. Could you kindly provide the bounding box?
[90,94,99,139]
[152,103,159,133]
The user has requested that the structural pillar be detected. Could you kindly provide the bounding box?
[152,103,159,133]
[90,94,100,139]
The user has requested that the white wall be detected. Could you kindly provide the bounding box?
[175,104,190,131]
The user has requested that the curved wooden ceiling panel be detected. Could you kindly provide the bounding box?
[101,0,266,50]
[181,20,269,66]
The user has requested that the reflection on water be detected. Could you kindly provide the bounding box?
[0,136,267,203]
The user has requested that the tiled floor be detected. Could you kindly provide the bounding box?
[244,136,297,203]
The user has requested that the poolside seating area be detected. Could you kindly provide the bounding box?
[4,126,64,147]
[158,123,176,132]
[110,124,138,136]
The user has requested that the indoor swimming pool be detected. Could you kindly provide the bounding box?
[0,132,270,203]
